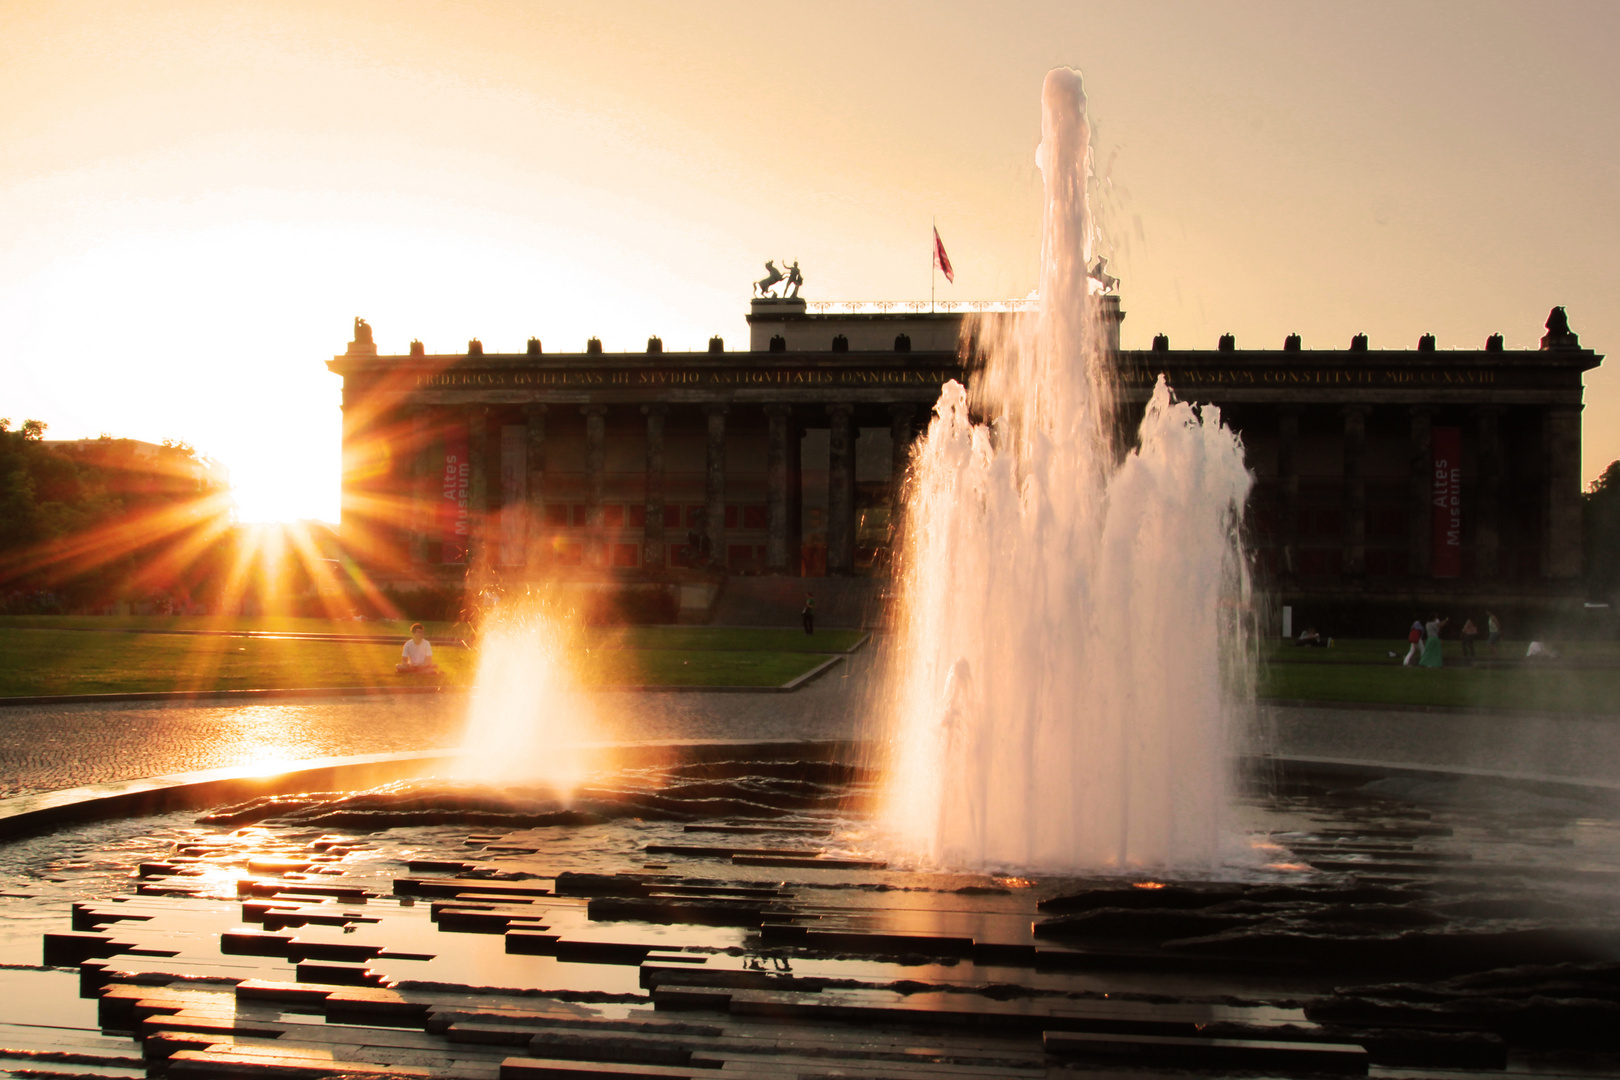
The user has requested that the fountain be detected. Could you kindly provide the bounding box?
[2,67,1619,1080]
[872,68,1254,872]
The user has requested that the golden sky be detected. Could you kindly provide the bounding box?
[4,0,1616,521]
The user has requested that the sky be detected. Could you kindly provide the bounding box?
[3,0,1617,522]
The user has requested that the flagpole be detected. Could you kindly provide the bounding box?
[930,218,936,314]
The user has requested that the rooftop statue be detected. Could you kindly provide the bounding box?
[353,317,374,346]
[1088,256,1119,293]
[784,259,805,299]
[1541,306,1580,350]
[755,260,786,298]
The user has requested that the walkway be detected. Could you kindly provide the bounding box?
[0,663,868,799]
[2,642,1615,801]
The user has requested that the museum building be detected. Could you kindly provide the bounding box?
[328,294,1602,623]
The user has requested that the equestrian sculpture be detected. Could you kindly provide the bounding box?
[1088,257,1119,294]
[755,260,785,297]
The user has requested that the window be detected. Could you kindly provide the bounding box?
[603,504,625,528]
[724,505,738,529]
[611,543,639,567]
[544,504,568,527]
[664,505,682,528]
[743,505,768,529]
[572,504,588,526]
[628,504,646,527]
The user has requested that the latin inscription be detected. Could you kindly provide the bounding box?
[1119,368,1497,387]
[407,366,1504,392]
[412,368,957,389]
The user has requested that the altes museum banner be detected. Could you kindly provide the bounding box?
[1431,426,1463,578]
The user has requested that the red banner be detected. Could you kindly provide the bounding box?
[1431,426,1461,578]
[440,428,470,563]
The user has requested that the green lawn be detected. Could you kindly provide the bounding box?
[0,624,836,697]
[0,617,863,654]
[1260,638,1620,714]
[0,615,468,638]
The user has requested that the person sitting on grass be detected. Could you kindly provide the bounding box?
[396,623,438,674]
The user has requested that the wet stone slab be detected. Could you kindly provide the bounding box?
[1,758,1619,1077]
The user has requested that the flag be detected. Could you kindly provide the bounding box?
[933,226,955,283]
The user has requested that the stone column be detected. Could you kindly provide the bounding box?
[409,407,431,564]
[786,414,803,576]
[523,405,547,569]
[1474,405,1503,579]
[888,404,915,513]
[827,404,856,575]
[1277,406,1300,580]
[704,404,728,569]
[765,404,792,573]
[642,404,668,569]
[1341,405,1370,578]
[467,405,488,566]
[1408,407,1434,578]
[1542,405,1584,579]
[582,405,607,568]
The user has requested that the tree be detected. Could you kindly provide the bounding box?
[1584,460,1620,602]
[0,420,234,612]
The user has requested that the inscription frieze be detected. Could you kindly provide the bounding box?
[410,368,958,389]
[1119,367,1500,387]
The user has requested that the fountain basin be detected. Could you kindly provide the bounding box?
[0,742,1617,1078]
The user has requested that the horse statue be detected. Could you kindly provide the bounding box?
[755,260,785,297]
[783,260,804,299]
[1088,257,1119,293]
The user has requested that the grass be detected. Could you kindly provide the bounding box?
[0,617,864,653]
[1259,637,1620,714]
[0,622,838,697]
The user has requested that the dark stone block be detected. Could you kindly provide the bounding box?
[553,873,653,898]
[528,1032,693,1067]
[43,932,138,965]
[553,940,653,966]
[1044,1029,1368,1073]
[505,930,562,954]
[730,855,886,869]
[587,897,764,927]
[1038,885,1244,914]
[220,929,292,956]
[295,961,381,986]
[801,930,975,958]
[407,859,475,873]
[501,1056,696,1079]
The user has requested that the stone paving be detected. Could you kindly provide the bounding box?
[0,662,867,799]
[1263,703,1620,787]
[3,641,1616,801]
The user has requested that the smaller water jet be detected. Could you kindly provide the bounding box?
[456,591,599,796]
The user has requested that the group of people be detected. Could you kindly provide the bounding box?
[1402,611,1501,668]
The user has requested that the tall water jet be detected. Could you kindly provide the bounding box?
[872,68,1254,872]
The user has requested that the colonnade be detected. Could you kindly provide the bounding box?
[1270,403,1583,583]
[400,401,921,576]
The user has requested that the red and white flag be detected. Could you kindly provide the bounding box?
[933,226,955,283]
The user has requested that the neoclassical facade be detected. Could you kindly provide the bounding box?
[328,297,1601,621]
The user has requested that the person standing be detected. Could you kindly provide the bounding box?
[1460,617,1479,659]
[1487,611,1502,657]
[1419,614,1448,668]
[1403,620,1423,666]
[802,593,815,636]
